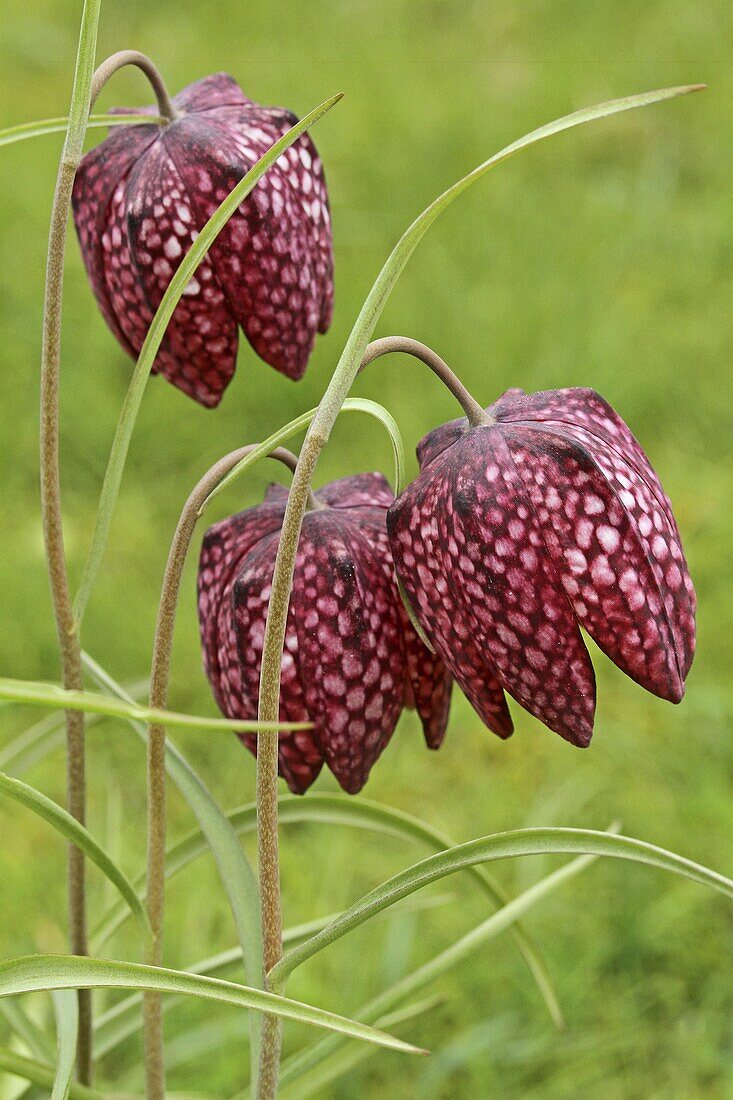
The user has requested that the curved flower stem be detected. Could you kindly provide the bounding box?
[89,50,178,122]
[39,0,101,1084]
[144,446,306,1100]
[359,336,492,427]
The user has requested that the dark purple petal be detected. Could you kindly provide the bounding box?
[231,531,324,794]
[317,472,395,510]
[166,109,332,379]
[415,389,526,470]
[289,512,406,793]
[173,73,252,113]
[388,453,514,739]
[505,426,684,702]
[125,136,239,406]
[72,119,159,353]
[198,501,287,704]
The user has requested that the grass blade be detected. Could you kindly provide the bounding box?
[0,114,165,147]
[51,991,77,1100]
[0,1046,102,1099]
[272,826,732,984]
[83,653,265,1077]
[0,1000,54,1063]
[0,678,309,733]
[92,792,565,1028]
[0,956,425,1055]
[276,847,606,1095]
[72,92,343,625]
[0,772,150,935]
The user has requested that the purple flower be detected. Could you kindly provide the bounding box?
[197,473,452,793]
[72,73,334,407]
[387,387,696,747]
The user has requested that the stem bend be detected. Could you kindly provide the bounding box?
[90,51,178,122]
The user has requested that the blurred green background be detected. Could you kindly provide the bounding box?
[0,1,731,1096]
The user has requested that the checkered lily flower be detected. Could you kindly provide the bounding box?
[197,473,452,793]
[387,387,696,747]
[72,73,333,407]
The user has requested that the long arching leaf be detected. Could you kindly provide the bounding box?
[0,956,424,1055]
[0,772,149,935]
[92,793,565,1028]
[272,827,733,984]
[0,114,165,147]
[0,678,308,733]
[276,849,604,1096]
[82,653,265,1079]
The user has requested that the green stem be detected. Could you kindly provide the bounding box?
[144,446,308,1100]
[252,84,703,1098]
[89,50,178,121]
[39,0,101,1083]
[360,335,491,426]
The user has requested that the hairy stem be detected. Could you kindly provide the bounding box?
[39,0,101,1083]
[89,50,178,121]
[144,447,304,1100]
[360,336,491,426]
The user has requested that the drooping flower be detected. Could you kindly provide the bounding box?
[72,73,333,407]
[197,473,452,793]
[387,387,696,747]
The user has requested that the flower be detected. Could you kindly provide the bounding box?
[197,473,452,793]
[387,387,696,747]
[72,73,333,407]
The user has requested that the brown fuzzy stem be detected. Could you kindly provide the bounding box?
[144,446,303,1100]
[90,50,178,122]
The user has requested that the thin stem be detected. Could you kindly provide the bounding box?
[360,336,492,427]
[39,0,101,1084]
[89,51,178,122]
[144,446,305,1100]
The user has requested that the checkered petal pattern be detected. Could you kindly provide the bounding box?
[197,473,452,793]
[388,386,695,748]
[72,73,333,407]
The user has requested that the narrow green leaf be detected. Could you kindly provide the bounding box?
[277,848,603,1094]
[0,771,150,936]
[82,652,265,1079]
[272,826,732,984]
[0,679,148,775]
[0,1046,102,1099]
[51,991,77,1100]
[73,92,343,625]
[199,397,405,514]
[92,793,564,1028]
[0,677,309,733]
[0,1000,54,1063]
[93,897,450,1060]
[314,85,706,438]
[0,114,165,148]
[0,956,425,1055]
[242,996,443,1100]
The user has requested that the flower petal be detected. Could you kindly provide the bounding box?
[72,119,160,354]
[317,472,394,510]
[231,531,323,794]
[125,133,239,406]
[448,428,596,746]
[290,512,405,793]
[388,453,513,739]
[173,73,253,113]
[165,108,333,379]
[505,426,684,702]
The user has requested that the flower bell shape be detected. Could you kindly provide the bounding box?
[72,73,334,407]
[197,473,452,793]
[387,387,696,747]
